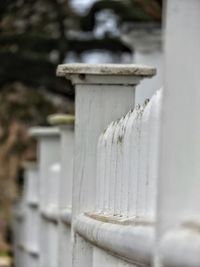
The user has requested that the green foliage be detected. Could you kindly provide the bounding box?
[0,0,75,94]
[0,0,162,94]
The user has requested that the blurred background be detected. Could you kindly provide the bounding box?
[0,0,162,264]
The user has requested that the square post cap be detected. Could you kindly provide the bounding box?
[47,114,75,126]
[57,63,156,85]
[29,126,60,138]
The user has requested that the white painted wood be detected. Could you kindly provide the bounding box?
[144,90,162,218]
[96,90,161,220]
[58,126,74,267]
[93,247,135,267]
[73,83,137,267]
[93,89,161,266]
[12,198,25,267]
[58,124,74,267]
[47,114,75,267]
[30,127,60,267]
[13,162,40,267]
[23,163,40,267]
[24,162,39,207]
[14,64,161,267]
[13,6,200,264]
[156,1,200,266]
[57,63,156,267]
[122,24,163,104]
[127,107,141,217]
[59,125,74,208]
[75,214,154,266]
[46,162,60,267]
[48,163,60,209]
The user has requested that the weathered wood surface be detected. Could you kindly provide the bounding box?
[156,1,200,267]
[30,127,61,267]
[57,63,156,267]
[48,115,75,267]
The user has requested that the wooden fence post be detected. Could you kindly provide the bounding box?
[23,161,39,267]
[48,114,75,267]
[29,127,60,267]
[57,63,156,267]
[156,1,200,266]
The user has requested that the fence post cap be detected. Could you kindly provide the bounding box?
[47,114,75,126]
[29,126,60,137]
[57,63,156,78]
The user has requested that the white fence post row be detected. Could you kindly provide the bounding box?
[48,114,75,267]
[23,161,40,267]
[57,63,156,267]
[30,127,61,267]
[156,1,200,267]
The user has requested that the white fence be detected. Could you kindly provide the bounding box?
[13,64,159,267]
[12,1,200,267]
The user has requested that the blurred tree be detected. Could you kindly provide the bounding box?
[0,0,131,97]
[81,0,162,31]
[0,0,162,96]
[0,0,75,97]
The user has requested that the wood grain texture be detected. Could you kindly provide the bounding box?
[73,81,136,267]
[156,1,200,266]
[36,131,61,267]
[58,126,74,267]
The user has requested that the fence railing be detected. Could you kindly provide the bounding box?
[12,62,200,267]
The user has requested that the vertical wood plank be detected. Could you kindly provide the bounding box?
[156,1,200,266]
[56,64,156,267]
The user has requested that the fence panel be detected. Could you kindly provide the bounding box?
[156,1,200,267]
[86,89,161,266]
